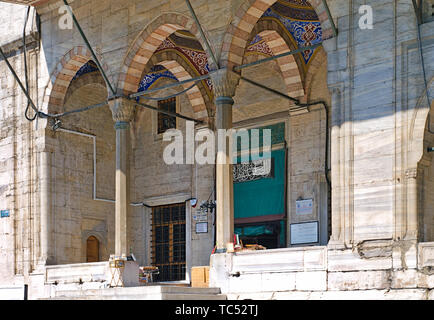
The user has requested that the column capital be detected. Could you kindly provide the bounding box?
[405,168,418,180]
[108,97,135,123]
[210,68,240,99]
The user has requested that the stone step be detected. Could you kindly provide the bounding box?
[41,293,227,300]
[40,286,226,300]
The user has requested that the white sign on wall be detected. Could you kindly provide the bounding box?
[195,222,208,234]
[296,199,313,215]
[290,221,319,245]
[193,208,208,222]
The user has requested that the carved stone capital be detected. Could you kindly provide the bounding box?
[108,97,135,124]
[210,68,240,99]
[405,168,418,180]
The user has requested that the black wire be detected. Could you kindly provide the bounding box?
[138,81,201,101]
[297,100,331,189]
[23,7,36,121]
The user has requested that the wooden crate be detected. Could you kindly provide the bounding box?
[191,266,210,288]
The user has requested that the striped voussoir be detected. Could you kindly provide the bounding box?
[44,46,109,115]
[248,18,306,98]
[221,0,335,70]
[64,72,107,104]
[147,51,211,121]
[118,13,215,105]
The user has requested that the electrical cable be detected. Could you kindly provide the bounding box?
[43,100,109,119]
[297,100,331,189]
[133,97,203,124]
[137,81,201,101]
[23,6,37,121]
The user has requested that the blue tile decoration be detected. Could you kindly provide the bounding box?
[72,60,99,81]
[245,0,323,66]
[262,5,322,64]
[136,65,178,101]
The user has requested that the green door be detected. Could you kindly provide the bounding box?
[233,123,287,249]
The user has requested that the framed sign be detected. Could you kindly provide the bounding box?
[1,210,9,218]
[195,222,208,234]
[193,209,207,222]
[290,221,319,245]
[296,199,313,215]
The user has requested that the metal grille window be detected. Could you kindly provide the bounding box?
[158,97,177,134]
[152,203,186,282]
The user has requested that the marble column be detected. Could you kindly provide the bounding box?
[210,69,240,252]
[405,168,419,241]
[40,150,53,264]
[328,85,344,247]
[109,98,134,257]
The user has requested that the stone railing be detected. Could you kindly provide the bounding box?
[45,262,109,285]
[210,242,434,299]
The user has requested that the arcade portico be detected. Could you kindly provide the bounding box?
[0,0,433,300]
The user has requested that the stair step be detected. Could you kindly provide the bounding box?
[41,293,227,300]
[40,286,226,300]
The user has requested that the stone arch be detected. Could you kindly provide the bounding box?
[146,50,213,121]
[118,12,217,96]
[81,230,107,263]
[64,71,107,103]
[249,18,305,77]
[304,46,327,101]
[404,78,433,242]
[416,87,434,242]
[409,77,434,167]
[41,45,110,117]
[86,236,100,262]
[220,0,335,69]
[245,20,305,98]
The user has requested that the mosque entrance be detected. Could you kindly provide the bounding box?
[233,122,287,249]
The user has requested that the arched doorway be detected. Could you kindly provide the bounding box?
[86,236,100,263]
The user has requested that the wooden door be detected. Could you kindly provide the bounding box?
[86,236,99,262]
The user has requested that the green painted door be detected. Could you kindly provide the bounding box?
[233,123,287,249]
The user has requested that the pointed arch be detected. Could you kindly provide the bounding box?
[145,50,213,121]
[41,45,110,116]
[410,77,434,166]
[118,12,217,96]
[220,0,335,69]
[303,46,327,100]
[246,23,305,97]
